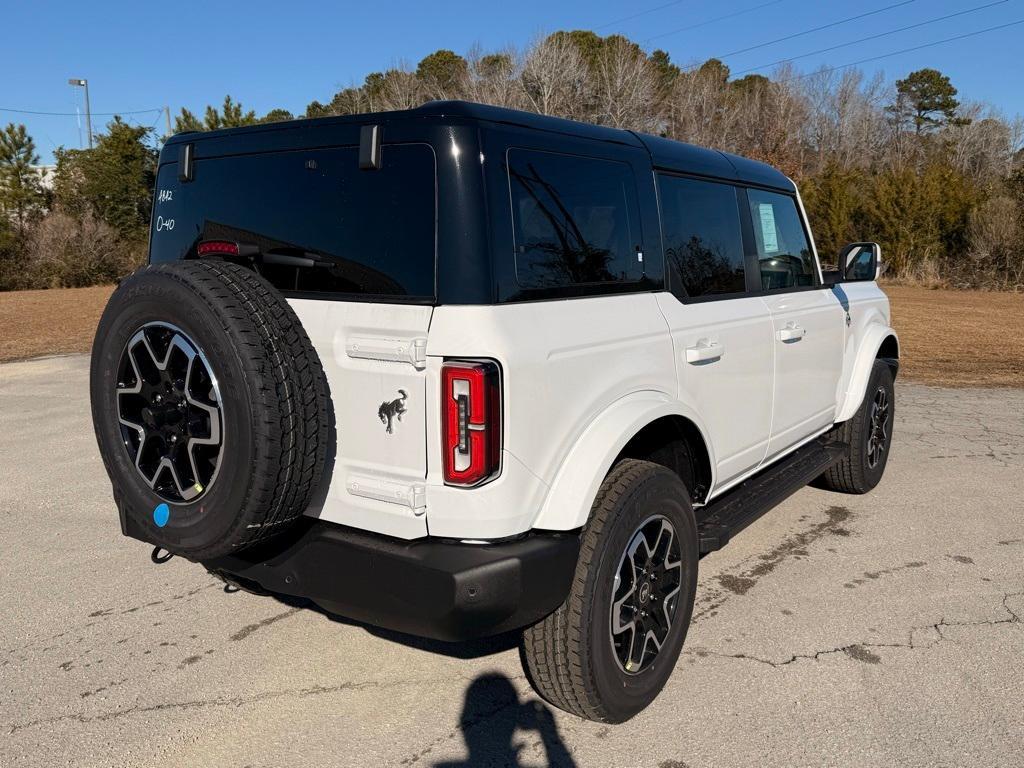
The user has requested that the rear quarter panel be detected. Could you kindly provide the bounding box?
[424,293,676,539]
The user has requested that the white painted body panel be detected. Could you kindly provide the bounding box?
[655,293,773,486]
[834,281,897,422]
[288,298,433,539]
[292,283,893,540]
[425,293,676,539]
[762,289,845,460]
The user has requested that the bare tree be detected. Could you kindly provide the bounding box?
[464,45,525,109]
[945,104,1018,184]
[368,65,425,112]
[520,34,591,121]
[593,36,660,131]
[666,63,743,150]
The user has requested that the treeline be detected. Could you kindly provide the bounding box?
[2,30,1023,291]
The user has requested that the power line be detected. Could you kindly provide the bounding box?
[0,106,162,116]
[734,0,1009,76]
[777,18,1024,83]
[644,1,786,44]
[714,0,919,60]
[595,0,690,31]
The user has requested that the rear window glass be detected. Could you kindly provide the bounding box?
[657,174,746,297]
[150,144,436,300]
[507,149,643,290]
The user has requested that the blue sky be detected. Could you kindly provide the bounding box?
[3,0,1022,162]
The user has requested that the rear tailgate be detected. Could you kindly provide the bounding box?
[291,299,432,539]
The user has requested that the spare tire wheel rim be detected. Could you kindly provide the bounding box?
[115,322,225,504]
[610,515,683,675]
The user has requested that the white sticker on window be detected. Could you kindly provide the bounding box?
[758,203,779,253]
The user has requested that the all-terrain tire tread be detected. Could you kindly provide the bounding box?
[521,459,659,722]
[817,360,893,494]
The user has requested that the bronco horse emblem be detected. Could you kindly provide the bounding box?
[378,389,408,434]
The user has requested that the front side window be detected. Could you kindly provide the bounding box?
[746,188,817,291]
[657,174,746,298]
[507,149,643,290]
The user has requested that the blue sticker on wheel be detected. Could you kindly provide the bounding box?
[153,503,170,528]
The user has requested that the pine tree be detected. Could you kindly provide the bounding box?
[0,123,46,237]
[53,118,158,239]
[888,68,963,134]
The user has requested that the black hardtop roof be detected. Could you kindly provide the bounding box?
[165,100,793,191]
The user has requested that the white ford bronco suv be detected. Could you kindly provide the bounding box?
[90,101,898,722]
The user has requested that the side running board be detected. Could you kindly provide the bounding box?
[696,438,849,554]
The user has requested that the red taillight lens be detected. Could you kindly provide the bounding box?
[196,240,240,257]
[442,361,501,486]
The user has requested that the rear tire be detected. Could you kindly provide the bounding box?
[520,459,698,723]
[816,359,895,494]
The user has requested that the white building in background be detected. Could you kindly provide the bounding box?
[30,165,56,190]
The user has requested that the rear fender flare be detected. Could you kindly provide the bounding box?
[530,391,715,532]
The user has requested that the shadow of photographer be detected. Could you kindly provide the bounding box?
[433,672,578,768]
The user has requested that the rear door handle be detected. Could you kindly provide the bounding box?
[777,323,806,342]
[685,340,724,363]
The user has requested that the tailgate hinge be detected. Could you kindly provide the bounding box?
[346,474,427,516]
[346,336,428,370]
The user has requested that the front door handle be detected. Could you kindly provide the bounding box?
[777,323,806,342]
[685,339,724,363]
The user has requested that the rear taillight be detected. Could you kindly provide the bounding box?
[442,361,501,486]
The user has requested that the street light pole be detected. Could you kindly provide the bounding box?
[68,78,93,149]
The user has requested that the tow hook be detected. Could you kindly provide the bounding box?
[150,546,174,564]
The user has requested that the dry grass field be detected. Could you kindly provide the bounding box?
[0,283,1021,387]
[884,284,1023,388]
[0,285,114,363]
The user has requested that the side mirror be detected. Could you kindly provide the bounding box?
[827,242,882,285]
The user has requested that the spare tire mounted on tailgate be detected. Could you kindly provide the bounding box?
[90,260,330,561]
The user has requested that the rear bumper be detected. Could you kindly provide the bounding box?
[204,520,579,642]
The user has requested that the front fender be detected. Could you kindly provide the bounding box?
[835,324,899,423]
[530,391,715,532]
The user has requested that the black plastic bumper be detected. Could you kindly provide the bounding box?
[204,520,580,642]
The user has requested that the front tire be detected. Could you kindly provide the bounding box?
[817,359,895,494]
[520,459,698,723]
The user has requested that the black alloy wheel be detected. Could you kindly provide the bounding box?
[866,384,890,469]
[610,515,683,674]
[116,322,224,503]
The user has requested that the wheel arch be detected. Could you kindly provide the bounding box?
[530,391,715,532]
[835,326,900,423]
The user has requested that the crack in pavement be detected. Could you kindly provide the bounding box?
[1,582,222,657]
[693,505,854,623]
[686,591,1023,669]
[897,387,1024,469]
[399,674,531,766]
[5,674,475,736]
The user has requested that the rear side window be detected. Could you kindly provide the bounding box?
[507,149,643,290]
[151,144,436,301]
[746,188,817,291]
[657,175,746,298]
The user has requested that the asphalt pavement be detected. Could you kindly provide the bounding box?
[1,354,1022,768]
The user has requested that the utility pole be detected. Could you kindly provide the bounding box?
[164,106,172,141]
[68,78,92,149]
